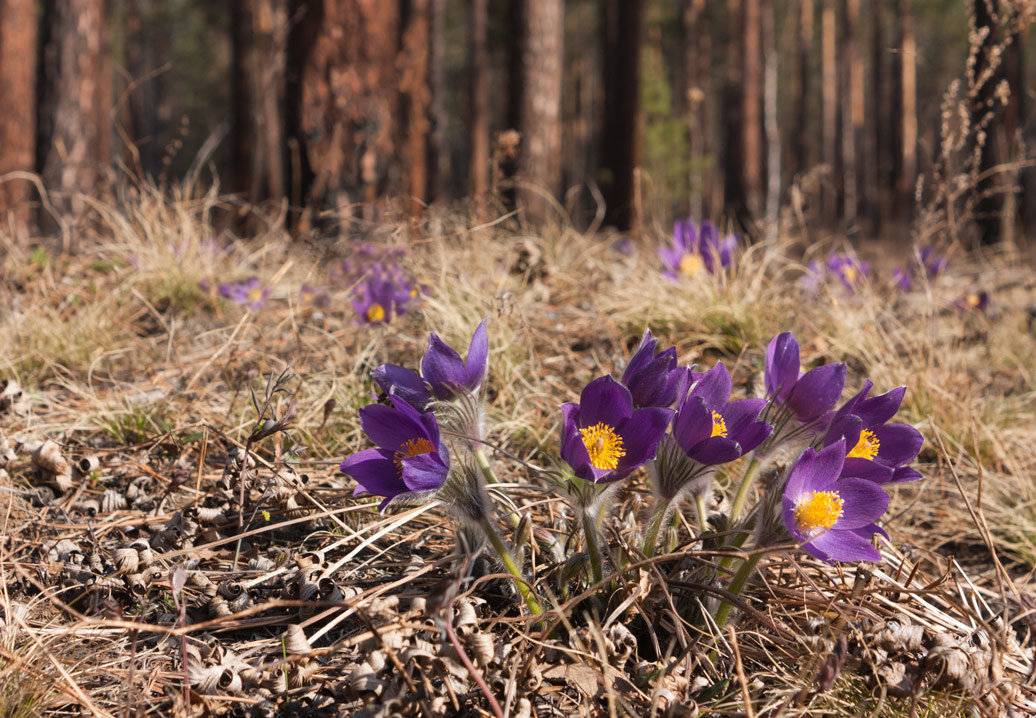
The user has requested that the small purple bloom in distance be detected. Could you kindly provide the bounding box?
[826,252,869,291]
[339,397,450,510]
[659,218,737,281]
[782,441,890,563]
[560,376,673,484]
[220,277,270,311]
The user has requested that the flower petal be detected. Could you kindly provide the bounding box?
[689,436,742,465]
[765,332,800,401]
[463,317,490,389]
[341,448,404,498]
[857,386,906,427]
[422,333,467,398]
[621,331,657,386]
[615,406,674,473]
[888,466,924,483]
[401,451,450,492]
[359,402,428,452]
[718,398,766,436]
[577,376,634,428]
[873,423,923,467]
[672,395,712,453]
[786,363,847,422]
[831,478,889,529]
[689,362,732,410]
[807,527,882,562]
[372,363,432,411]
[840,458,894,483]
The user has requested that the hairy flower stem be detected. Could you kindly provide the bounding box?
[695,495,709,536]
[642,500,672,557]
[581,510,605,585]
[713,553,763,629]
[476,448,520,529]
[728,457,763,525]
[478,518,544,615]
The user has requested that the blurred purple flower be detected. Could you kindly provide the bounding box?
[826,253,869,291]
[782,441,890,563]
[916,246,947,279]
[892,267,911,292]
[952,291,990,313]
[352,263,421,324]
[219,277,270,311]
[659,218,737,281]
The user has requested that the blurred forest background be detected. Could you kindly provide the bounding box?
[0,0,1033,244]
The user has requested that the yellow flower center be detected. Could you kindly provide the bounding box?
[847,429,880,460]
[793,490,845,539]
[710,410,727,438]
[393,437,436,474]
[579,423,626,471]
[842,265,858,284]
[366,303,386,322]
[247,287,264,303]
[679,253,704,278]
[966,293,980,307]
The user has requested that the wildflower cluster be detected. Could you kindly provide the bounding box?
[338,321,923,622]
[802,252,870,293]
[334,243,424,325]
[659,218,737,280]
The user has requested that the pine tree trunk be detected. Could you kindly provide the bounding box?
[820,0,837,224]
[428,0,449,199]
[468,0,489,208]
[870,0,887,228]
[842,0,862,225]
[253,0,286,202]
[723,0,744,221]
[400,0,431,216]
[38,0,110,226]
[231,0,255,197]
[741,0,764,219]
[518,0,564,227]
[0,0,37,232]
[682,0,707,218]
[896,0,916,222]
[791,0,813,181]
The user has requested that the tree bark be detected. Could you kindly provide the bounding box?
[38,0,110,224]
[723,0,744,221]
[518,0,564,227]
[231,0,255,197]
[285,0,400,227]
[896,0,916,221]
[467,0,489,208]
[870,0,888,228]
[682,0,708,218]
[253,0,286,202]
[842,0,862,225]
[741,0,764,219]
[0,0,37,231]
[820,0,837,224]
[791,0,813,181]
[400,0,431,216]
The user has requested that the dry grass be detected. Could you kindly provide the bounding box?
[0,186,1034,717]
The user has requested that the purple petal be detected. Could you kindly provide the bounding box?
[463,318,490,389]
[888,466,924,484]
[783,446,818,501]
[718,398,766,436]
[400,451,449,492]
[372,363,432,411]
[341,448,405,498]
[689,362,732,410]
[824,414,863,449]
[873,423,923,467]
[733,420,772,454]
[577,376,634,428]
[856,386,906,427]
[786,363,847,422]
[831,478,889,529]
[840,458,894,483]
[672,395,712,453]
[621,331,658,385]
[765,332,800,401]
[807,528,882,562]
[422,332,468,398]
[614,407,675,474]
[688,436,742,465]
[359,403,428,452]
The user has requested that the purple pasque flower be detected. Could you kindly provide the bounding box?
[621,330,691,409]
[339,396,450,510]
[782,440,890,563]
[659,218,737,281]
[219,277,270,311]
[822,380,923,484]
[765,331,847,424]
[352,263,419,325]
[560,376,673,484]
[826,252,869,291]
[650,362,772,502]
[892,267,912,292]
[952,291,990,313]
[372,317,490,411]
[916,246,947,279]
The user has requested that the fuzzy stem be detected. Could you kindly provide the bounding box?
[478,518,543,615]
[581,509,605,585]
[475,448,520,530]
[728,457,763,524]
[695,494,709,536]
[713,553,763,629]
[642,499,672,557]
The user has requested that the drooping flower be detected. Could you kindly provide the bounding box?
[650,363,771,501]
[822,380,923,484]
[339,396,450,510]
[659,218,737,281]
[560,376,673,484]
[219,277,270,311]
[782,441,890,563]
[620,330,691,409]
[352,263,420,325]
[372,317,490,411]
[765,332,847,424]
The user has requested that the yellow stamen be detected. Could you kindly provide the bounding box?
[579,422,626,471]
[247,287,264,303]
[847,429,879,460]
[842,265,858,284]
[366,303,386,322]
[393,437,436,474]
[966,293,980,307]
[678,253,704,278]
[793,490,845,539]
[710,410,727,438]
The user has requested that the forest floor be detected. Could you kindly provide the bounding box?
[1,188,1036,717]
